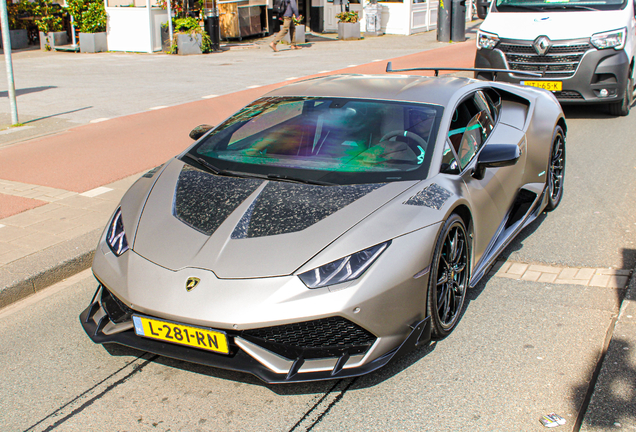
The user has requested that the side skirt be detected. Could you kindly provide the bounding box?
[469,185,547,288]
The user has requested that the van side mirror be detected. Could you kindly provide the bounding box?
[472,144,520,180]
[189,124,214,141]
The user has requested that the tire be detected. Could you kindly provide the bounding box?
[427,214,470,340]
[608,73,633,117]
[544,126,565,212]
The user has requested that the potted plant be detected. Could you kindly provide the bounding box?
[4,0,33,50]
[336,10,360,41]
[33,0,67,50]
[67,0,108,53]
[170,17,212,55]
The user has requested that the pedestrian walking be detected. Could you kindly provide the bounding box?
[270,0,302,52]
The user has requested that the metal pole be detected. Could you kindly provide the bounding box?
[0,0,18,125]
[166,0,174,43]
[70,15,77,49]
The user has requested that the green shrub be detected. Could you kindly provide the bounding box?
[67,0,107,33]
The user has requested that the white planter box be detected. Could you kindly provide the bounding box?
[337,21,361,40]
[282,24,305,44]
[79,32,108,53]
[1,29,28,49]
[177,33,202,55]
[39,31,68,50]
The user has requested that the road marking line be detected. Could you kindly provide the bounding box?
[285,77,299,80]
[89,118,110,123]
[318,70,331,74]
[372,59,383,62]
[202,94,218,99]
[80,186,113,198]
[0,224,5,229]
[246,85,261,89]
[347,64,358,67]
[149,105,168,110]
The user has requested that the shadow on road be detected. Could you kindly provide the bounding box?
[563,99,636,119]
[0,86,56,98]
[569,247,634,429]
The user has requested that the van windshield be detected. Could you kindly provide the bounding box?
[494,0,627,12]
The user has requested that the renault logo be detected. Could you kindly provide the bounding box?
[533,36,551,55]
[186,277,200,292]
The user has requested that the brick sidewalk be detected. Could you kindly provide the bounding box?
[490,261,631,288]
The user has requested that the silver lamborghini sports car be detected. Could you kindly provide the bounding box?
[81,70,566,383]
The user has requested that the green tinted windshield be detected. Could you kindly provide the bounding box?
[495,0,627,11]
[189,97,443,185]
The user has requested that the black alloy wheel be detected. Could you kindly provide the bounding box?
[545,126,565,212]
[608,72,633,117]
[427,214,470,339]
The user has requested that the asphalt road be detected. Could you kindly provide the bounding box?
[1,104,635,431]
[1,25,636,431]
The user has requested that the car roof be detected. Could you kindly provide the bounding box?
[264,74,478,106]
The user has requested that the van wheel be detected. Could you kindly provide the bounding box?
[608,73,633,117]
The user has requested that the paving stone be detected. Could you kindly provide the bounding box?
[521,270,541,282]
[538,273,558,283]
[607,276,629,289]
[507,262,528,275]
[575,268,596,280]
[528,264,562,274]
[590,274,611,288]
[0,211,53,228]
[558,267,579,280]
[596,268,632,276]
[492,261,511,275]
[9,232,61,251]
[0,225,33,242]
[555,278,589,286]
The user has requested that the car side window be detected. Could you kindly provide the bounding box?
[440,140,460,174]
[448,93,495,170]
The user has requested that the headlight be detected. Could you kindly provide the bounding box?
[106,207,129,256]
[477,30,499,50]
[591,28,626,50]
[298,241,390,289]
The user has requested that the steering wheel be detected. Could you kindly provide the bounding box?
[380,130,428,148]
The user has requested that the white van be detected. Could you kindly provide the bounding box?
[474,0,635,116]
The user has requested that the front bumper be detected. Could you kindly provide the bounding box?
[475,39,630,104]
[80,285,431,383]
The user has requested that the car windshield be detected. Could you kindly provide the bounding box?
[494,0,627,12]
[187,96,444,185]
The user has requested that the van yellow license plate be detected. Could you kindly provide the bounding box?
[521,81,562,91]
[132,315,229,354]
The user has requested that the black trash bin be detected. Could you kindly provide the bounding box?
[437,0,451,42]
[451,0,466,42]
[204,9,221,51]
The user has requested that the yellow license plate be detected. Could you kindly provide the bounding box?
[521,81,563,91]
[132,315,229,355]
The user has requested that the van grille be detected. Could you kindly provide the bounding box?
[498,41,593,78]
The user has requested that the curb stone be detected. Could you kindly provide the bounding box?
[0,228,101,309]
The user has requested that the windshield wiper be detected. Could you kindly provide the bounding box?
[498,4,546,11]
[183,153,250,178]
[266,173,335,186]
[544,4,600,11]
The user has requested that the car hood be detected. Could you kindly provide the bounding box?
[132,160,417,278]
[481,11,626,40]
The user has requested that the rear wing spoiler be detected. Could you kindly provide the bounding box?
[385,62,542,80]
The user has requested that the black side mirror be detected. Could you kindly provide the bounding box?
[189,124,214,141]
[472,144,520,180]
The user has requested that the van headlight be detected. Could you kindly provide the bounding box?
[477,30,499,50]
[298,241,390,289]
[106,207,130,256]
[591,28,626,50]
